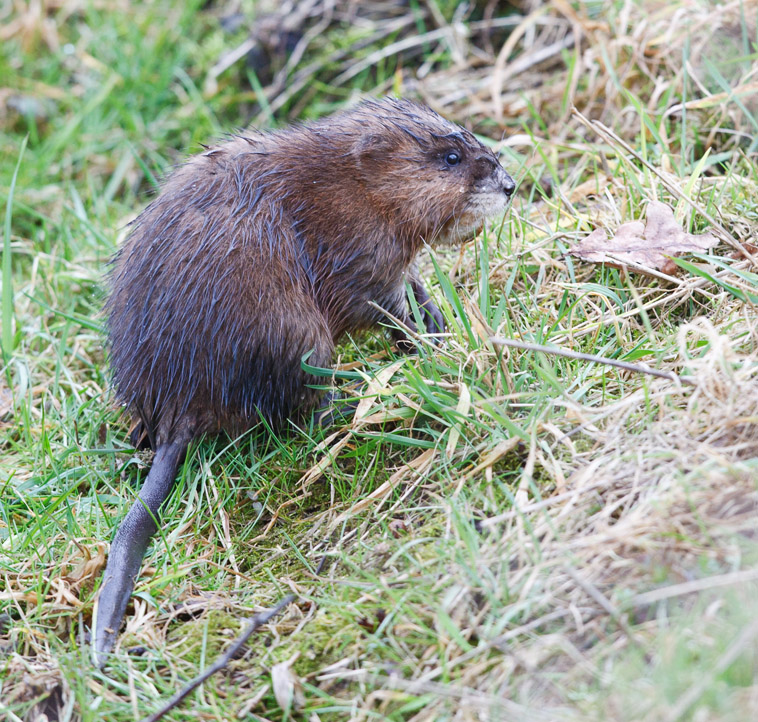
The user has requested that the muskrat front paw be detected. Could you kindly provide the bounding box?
[422,301,445,336]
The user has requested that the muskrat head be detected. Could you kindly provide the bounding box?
[349,98,516,246]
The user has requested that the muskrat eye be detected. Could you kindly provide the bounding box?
[444,151,461,166]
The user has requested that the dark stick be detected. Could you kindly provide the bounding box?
[140,594,295,722]
[489,337,696,386]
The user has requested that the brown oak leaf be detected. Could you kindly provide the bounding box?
[570,201,719,276]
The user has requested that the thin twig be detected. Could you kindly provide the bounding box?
[489,337,695,385]
[140,595,295,722]
[563,565,639,645]
[630,567,758,608]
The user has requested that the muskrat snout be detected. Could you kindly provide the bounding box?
[464,160,516,224]
[500,168,516,197]
[471,154,516,201]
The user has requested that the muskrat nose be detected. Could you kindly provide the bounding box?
[501,171,516,197]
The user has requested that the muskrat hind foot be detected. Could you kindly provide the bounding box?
[313,390,360,428]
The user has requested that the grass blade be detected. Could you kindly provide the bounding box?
[3,135,28,359]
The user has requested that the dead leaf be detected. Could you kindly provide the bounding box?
[357,608,387,634]
[0,377,13,424]
[272,654,305,713]
[351,358,405,426]
[567,176,614,203]
[569,201,719,276]
[65,543,107,588]
[445,383,471,457]
[389,519,409,537]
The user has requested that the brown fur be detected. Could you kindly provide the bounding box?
[106,98,515,448]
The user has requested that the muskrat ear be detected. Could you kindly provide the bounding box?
[353,133,395,163]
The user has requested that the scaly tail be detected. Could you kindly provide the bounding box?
[93,436,189,667]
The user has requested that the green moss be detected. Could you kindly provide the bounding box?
[165,610,244,666]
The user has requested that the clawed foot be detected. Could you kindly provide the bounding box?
[314,390,359,427]
[409,276,445,339]
[391,303,445,354]
[419,299,445,336]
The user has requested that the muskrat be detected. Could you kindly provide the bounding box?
[94,97,515,664]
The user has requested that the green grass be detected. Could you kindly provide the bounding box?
[2,1,758,721]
